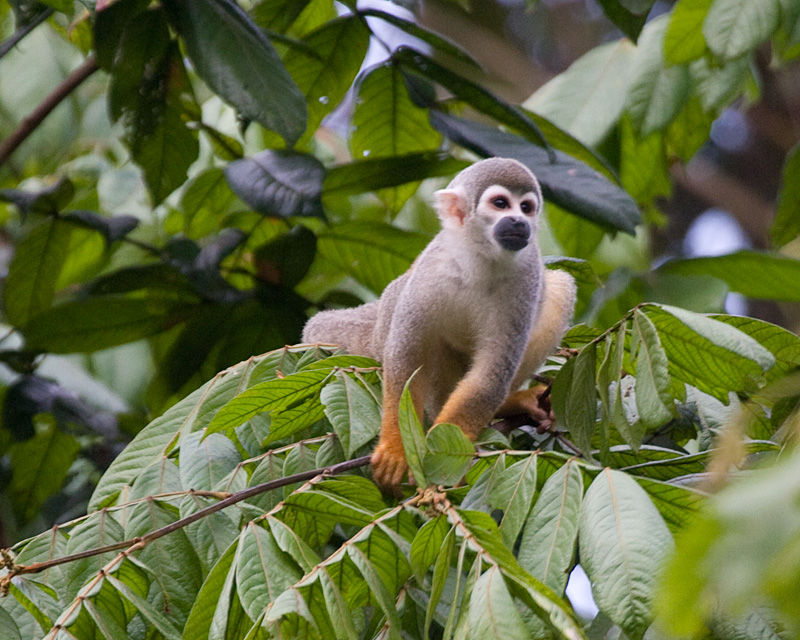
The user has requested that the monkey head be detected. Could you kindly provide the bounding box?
[433,157,542,256]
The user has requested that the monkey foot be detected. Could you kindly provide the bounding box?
[496,384,552,426]
[371,440,410,498]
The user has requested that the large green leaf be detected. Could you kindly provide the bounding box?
[398,374,427,488]
[659,251,800,302]
[633,310,673,431]
[663,0,714,64]
[466,565,530,639]
[525,39,637,147]
[320,372,381,457]
[316,221,429,294]
[551,343,598,457]
[163,0,307,146]
[8,415,80,523]
[284,16,370,138]
[703,0,781,60]
[626,17,692,137]
[178,431,241,492]
[429,111,641,234]
[488,456,537,548]
[518,460,583,593]
[579,469,674,640]
[225,150,325,218]
[643,303,776,400]
[770,141,800,248]
[3,218,72,327]
[22,296,189,353]
[182,540,239,639]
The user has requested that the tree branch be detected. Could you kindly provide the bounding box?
[1,454,372,589]
[0,8,54,62]
[0,55,100,170]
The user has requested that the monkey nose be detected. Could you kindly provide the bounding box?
[493,216,530,251]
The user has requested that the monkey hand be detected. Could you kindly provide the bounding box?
[371,436,409,498]
[496,384,553,429]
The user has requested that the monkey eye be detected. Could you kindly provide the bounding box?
[492,196,509,209]
[520,200,535,214]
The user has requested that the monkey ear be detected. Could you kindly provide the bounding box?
[434,188,469,227]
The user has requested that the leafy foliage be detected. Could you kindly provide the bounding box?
[0,0,800,638]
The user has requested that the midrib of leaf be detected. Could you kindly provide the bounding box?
[607,469,636,618]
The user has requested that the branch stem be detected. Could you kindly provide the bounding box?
[0,55,100,169]
[0,8,54,62]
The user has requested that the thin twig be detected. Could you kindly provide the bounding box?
[0,56,100,169]
[0,8,54,62]
[1,454,371,587]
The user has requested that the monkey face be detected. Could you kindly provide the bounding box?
[479,186,540,253]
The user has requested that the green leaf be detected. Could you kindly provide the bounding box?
[182,540,239,639]
[643,303,776,400]
[178,431,241,492]
[225,150,325,218]
[107,564,182,640]
[633,309,673,431]
[663,0,714,64]
[180,493,240,572]
[429,111,641,234]
[0,607,22,640]
[552,343,598,457]
[579,469,674,640]
[659,250,800,302]
[518,460,583,593]
[626,16,692,136]
[316,221,429,294]
[320,372,381,457]
[8,415,80,523]
[235,523,302,623]
[179,168,237,238]
[703,0,781,60]
[163,0,307,146]
[633,476,703,532]
[22,296,188,354]
[771,141,800,248]
[284,16,370,138]
[0,177,74,216]
[595,0,649,41]
[546,205,606,260]
[409,515,449,582]
[351,61,442,212]
[206,368,332,434]
[3,218,72,327]
[124,42,200,206]
[264,396,326,444]
[467,565,530,639]
[425,527,455,637]
[488,456,538,548]
[398,373,427,487]
[323,152,469,197]
[64,511,126,597]
[525,39,637,147]
[423,422,474,486]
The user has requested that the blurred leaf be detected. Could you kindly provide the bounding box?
[595,0,649,41]
[179,168,237,238]
[664,0,713,64]
[93,0,151,70]
[23,296,190,354]
[0,178,74,216]
[284,16,370,138]
[659,251,800,302]
[394,47,549,151]
[225,150,325,218]
[163,0,307,146]
[62,210,139,245]
[324,152,469,197]
[546,204,606,260]
[254,225,317,289]
[626,17,692,137]
[251,0,311,33]
[316,221,429,294]
[703,0,781,60]
[429,111,641,234]
[3,218,72,327]
[579,469,673,640]
[771,141,800,248]
[423,422,474,486]
[620,116,671,202]
[526,39,636,148]
[544,256,603,286]
[8,415,80,523]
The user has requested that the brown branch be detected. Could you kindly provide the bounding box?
[1,454,372,589]
[0,55,100,170]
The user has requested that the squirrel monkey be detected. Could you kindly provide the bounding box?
[303,158,576,492]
